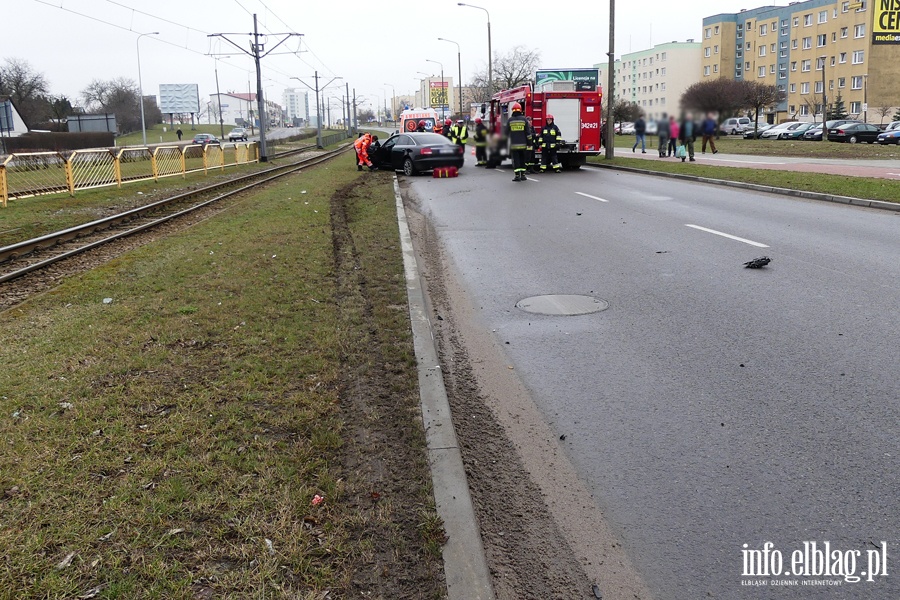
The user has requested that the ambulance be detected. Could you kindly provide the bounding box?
[398,108,441,134]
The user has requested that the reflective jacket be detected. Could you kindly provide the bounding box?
[473,123,488,146]
[451,124,468,144]
[505,113,531,150]
[539,122,562,148]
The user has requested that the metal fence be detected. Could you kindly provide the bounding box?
[320,130,352,148]
[0,142,259,207]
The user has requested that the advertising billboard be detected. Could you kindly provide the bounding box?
[872,0,900,44]
[159,84,200,114]
[429,81,448,109]
[535,69,600,91]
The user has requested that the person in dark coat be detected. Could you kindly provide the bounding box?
[656,113,671,158]
[678,112,699,162]
[632,117,646,153]
[504,102,532,182]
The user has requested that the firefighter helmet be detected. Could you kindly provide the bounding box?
[445,118,452,125]
[547,114,554,120]
[418,120,426,128]
[475,117,482,123]
[511,102,522,113]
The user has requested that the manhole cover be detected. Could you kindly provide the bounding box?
[515,294,609,316]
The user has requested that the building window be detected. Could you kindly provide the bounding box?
[781,19,788,27]
[661,82,666,90]
[737,50,743,58]
[760,46,767,56]
[838,77,846,88]
[760,23,768,35]
[803,37,812,49]
[790,83,797,93]
[792,38,798,49]
[817,34,827,47]
[771,64,777,74]
[758,66,766,77]
[791,61,798,71]
[713,65,719,73]
[839,52,847,63]
[802,59,811,71]
[793,16,799,27]
[817,57,826,70]
[850,101,861,113]
[789,104,796,113]
[804,14,812,26]
[841,27,848,38]
[747,41,752,49]
[833,32,837,42]
[662,52,667,60]
[852,50,864,64]
[815,81,824,93]
[704,66,711,76]
[855,24,865,38]
[856,0,867,11]
[831,56,836,66]
[781,27,788,36]
[661,67,666,75]
[801,82,810,94]
[714,26,720,35]
[746,61,751,69]
[818,10,827,23]
[781,49,788,58]
[842,1,850,11]
[714,45,719,54]
[705,47,711,57]
[771,43,777,52]
[780,71,787,79]
[800,104,809,115]
[851,76,863,89]
[705,27,712,38]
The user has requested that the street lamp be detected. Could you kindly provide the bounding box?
[210,55,231,140]
[383,82,396,125]
[136,31,159,146]
[457,3,491,98]
[863,74,868,123]
[820,54,827,143]
[438,37,464,117]
[426,59,445,120]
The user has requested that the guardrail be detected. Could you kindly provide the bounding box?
[0,142,259,207]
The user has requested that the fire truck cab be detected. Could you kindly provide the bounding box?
[488,84,603,169]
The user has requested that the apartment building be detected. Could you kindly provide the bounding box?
[595,41,702,121]
[702,0,900,123]
[282,88,309,125]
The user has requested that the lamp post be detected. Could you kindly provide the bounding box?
[383,82,396,125]
[605,0,616,159]
[211,55,231,140]
[863,74,868,123]
[136,31,159,146]
[438,37,464,117]
[820,54,827,143]
[426,59,445,120]
[457,3,491,98]
[292,73,342,148]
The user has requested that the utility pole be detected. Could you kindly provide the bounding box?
[604,0,616,160]
[353,87,358,132]
[346,82,352,133]
[208,15,300,162]
[821,55,827,143]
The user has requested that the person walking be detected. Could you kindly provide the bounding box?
[656,113,671,158]
[633,116,647,153]
[701,113,719,154]
[667,115,680,157]
[538,114,563,173]
[505,102,531,182]
[678,112,698,162]
[176,128,183,141]
[473,117,488,166]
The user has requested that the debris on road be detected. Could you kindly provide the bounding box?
[743,256,771,268]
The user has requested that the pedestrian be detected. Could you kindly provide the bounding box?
[701,113,719,154]
[505,102,531,182]
[176,128,183,141]
[656,113,670,158]
[633,116,647,153]
[451,119,468,148]
[667,115,680,157]
[539,114,563,173]
[678,112,698,162]
[473,117,488,166]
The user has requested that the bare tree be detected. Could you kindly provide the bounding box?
[612,99,643,126]
[742,81,786,136]
[681,79,746,120]
[875,105,892,125]
[81,77,146,133]
[467,45,541,102]
[0,57,50,127]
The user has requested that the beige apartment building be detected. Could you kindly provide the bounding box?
[595,41,702,121]
[702,0,900,123]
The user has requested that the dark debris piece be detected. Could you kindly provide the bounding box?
[743,256,771,269]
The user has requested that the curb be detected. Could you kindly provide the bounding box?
[392,176,495,600]
[586,161,900,212]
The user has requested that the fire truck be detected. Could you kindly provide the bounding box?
[487,82,603,169]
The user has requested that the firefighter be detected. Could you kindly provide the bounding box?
[354,133,375,171]
[441,118,453,138]
[504,102,531,182]
[416,120,427,132]
[473,117,488,166]
[525,117,537,173]
[539,114,563,173]
[451,119,468,148]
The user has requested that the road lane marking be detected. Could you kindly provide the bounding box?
[526,176,540,182]
[575,192,609,203]
[685,224,770,248]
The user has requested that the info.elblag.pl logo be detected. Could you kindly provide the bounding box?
[741,541,889,586]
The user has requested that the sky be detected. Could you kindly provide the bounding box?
[3,0,773,115]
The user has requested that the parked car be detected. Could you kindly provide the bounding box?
[759,122,799,139]
[369,132,464,175]
[802,119,860,141]
[228,127,248,142]
[645,120,658,135]
[876,125,900,144]
[616,122,635,135]
[743,123,774,139]
[779,122,817,139]
[192,133,220,146]
[827,122,881,143]
[879,121,900,132]
[721,117,752,135]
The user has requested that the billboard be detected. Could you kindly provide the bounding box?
[429,81,448,109]
[872,0,900,44]
[535,69,600,91]
[159,84,200,114]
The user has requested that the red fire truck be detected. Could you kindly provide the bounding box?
[487,83,603,169]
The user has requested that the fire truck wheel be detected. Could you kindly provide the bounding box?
[403,157,417,176]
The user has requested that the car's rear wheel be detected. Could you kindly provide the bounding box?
[849,136,858,143]
[403,157,417,176]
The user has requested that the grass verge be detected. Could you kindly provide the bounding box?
[0,161,443,598]
[589,156,900,203]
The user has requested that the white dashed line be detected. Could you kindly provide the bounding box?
[526,176,540,182]
[575,192,609,203]
[685,224,769,248]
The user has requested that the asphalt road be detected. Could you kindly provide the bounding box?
[406,154,900,598]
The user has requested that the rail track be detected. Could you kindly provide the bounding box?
[0,144,349,285]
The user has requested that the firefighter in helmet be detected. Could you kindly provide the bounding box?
[441,118,453,139]
[539,114,563,173]
[451,119,468,148]
[504,102,531,182]
[473,117,488,166]
[416,120,427,132]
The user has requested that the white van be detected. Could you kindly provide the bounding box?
[721,117,752,135]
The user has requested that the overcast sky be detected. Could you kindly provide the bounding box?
[4,0,770,112]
